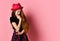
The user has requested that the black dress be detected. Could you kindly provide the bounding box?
[10,16,29,41]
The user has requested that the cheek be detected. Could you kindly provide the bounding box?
[18,11,20,14]
[15,10,20,15]
[15,11,18,14]
[16,11,19,14]
[18,12,20,14]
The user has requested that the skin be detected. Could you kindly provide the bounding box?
[12,9,24,35]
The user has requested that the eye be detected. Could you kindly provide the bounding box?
[18,11,19,12]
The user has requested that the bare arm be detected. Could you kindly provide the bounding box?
[17,19,21,29]
[12,19,21,32]
[12,22,19,32]
[17,29,25,35]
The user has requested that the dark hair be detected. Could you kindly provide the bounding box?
[11,10,16,17]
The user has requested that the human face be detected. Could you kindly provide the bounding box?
[15,9,21,16]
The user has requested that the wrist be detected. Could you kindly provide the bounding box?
[19,19,21,20]
[15,30,19,32]
[16,29,19,32]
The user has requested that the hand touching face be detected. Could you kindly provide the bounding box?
[15,9,21,16]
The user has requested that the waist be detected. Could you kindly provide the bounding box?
[13,31,26,36]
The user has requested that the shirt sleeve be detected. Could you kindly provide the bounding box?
[10,17,15,23]
[10,17,16,30]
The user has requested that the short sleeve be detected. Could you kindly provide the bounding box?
[10,17,15,23]
[10,17,16,30]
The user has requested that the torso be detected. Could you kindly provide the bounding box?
[10,16,23,32]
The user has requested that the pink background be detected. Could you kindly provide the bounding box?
[0,0,60,41]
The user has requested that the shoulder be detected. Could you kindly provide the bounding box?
[10,17,14,21]
[10,17,16,23]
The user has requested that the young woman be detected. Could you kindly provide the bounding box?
[10,3,29,41]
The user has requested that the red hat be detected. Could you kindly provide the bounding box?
[11,3,23,10]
